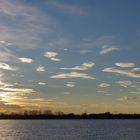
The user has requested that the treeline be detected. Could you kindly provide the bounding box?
[0,110,140,119]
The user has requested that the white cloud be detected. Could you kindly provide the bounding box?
[60,62,95,71]
[50,72,95,79]
[19,57,33,63]
[0,62,17,71]
[38,82,46,85]
[36,66,46,72]
[103,67,140,78]
[116,80,132,87]
[98,83,110,88]
[115,62,135,68]
[50,57,61,62]
[66,82,76,87]
[44,51,61,61]
[100,45,119,54]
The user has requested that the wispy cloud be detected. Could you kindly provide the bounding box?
[19,57,33,63]
[117,96,139,101]
[80,50,90,55]
[38,82,46,85]
[100,45,119,54]
[115,62,135,68]
[47,0,86,16]
[44,51,61,61]
[131,68,140,74]
[50,72,95,79]
[0,81,14,88]
[0,87,34,95]
[98,83,110,88]
[0,0,55,50]
[0,44,17,62]
[60,62,95,71]
[63,92,71,95]
[0,71,4,78]
[0,62,17,71]
[66,82,76,87]
[36,66,46,72]
[116,80,132,87]
[103,67,140,78]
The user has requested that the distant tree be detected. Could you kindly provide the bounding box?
[55,111,64,115]
[43,110,53,115]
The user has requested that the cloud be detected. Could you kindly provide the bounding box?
[0,81,14,87]
[50,72,95,79]
[116,80,132,87]
[0,79,35,106]
[60,62,95,71]
[100,45,119,54]
[36,66,46,72]
[80,50,90,55]
[0,62,17,71]
[38,82,46,85]
[19,57,33,63]
[103,67,140,78]
[131,68,140,74]
[0,71,4,77]
[47,0,86,16]
[115,62,135,68]
[0,0,56,50]
[66,82,76,87]
[0,87,35,95]
[0,98,22,112]
[0,44,17,62]
[0,85,35,108]
[117,96,139,101]
[98,83,110,88]
[44,51,61,61]
[0,40,12,46]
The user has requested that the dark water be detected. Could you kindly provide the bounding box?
[0,120,140,140]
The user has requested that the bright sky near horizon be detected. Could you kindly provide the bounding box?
[0,0,140,114]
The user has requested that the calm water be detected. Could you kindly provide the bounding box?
[0,120,140,140]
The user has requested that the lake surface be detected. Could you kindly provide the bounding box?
[0,120,140,140]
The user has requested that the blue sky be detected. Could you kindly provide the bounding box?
[0,0,140,113]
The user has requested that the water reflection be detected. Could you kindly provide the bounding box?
[0,120,140,140]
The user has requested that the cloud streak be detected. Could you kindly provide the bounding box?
[100,45,119,54]
[116,80,132,87]
[98,83,110,88]
[115,62,135,68]
[103,67,140,78]
[60,62,95,71]
[0,62,17,71]
[50,72,95,79]
[0,0,55,50]
[47,0,86,16]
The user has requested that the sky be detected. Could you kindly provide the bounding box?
[0,0,140,114]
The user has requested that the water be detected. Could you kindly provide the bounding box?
[0,120,140,140]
